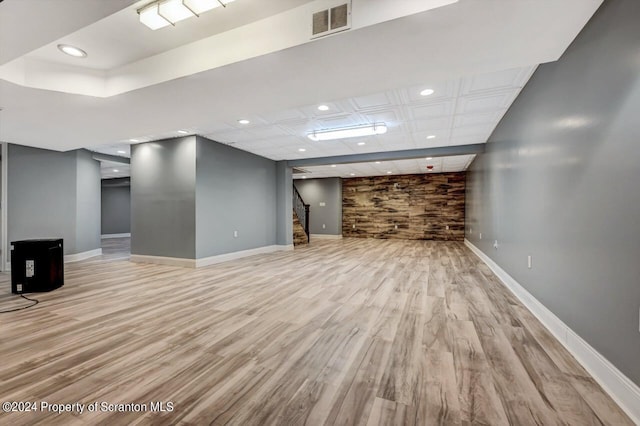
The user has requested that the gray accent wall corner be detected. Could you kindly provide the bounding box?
[7,145,101,256]
[75,150,101,253]
[131,136,197,259]
[465,0,640,386]
[195,136,277,258]
[276,161,293,246]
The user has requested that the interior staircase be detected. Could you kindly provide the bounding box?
[293,210,308,246]
[293,185,310,247]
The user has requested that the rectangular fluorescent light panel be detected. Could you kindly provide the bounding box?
[139,4,171,30]
[307,123,387,141]
[140,0,237,29]
[159,0,195,23]
[184,0,221,14]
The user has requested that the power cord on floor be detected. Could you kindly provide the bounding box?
[0,294,39,313]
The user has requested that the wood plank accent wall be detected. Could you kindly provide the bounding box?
[342,173,466,241]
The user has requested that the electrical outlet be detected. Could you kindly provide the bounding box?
[17,283,23,292]
[528,255,532,269]
[322,224,326,229]
[493,240,499,249]
[233,230,238,238]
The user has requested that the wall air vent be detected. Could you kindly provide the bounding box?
[292,167,310,175]
[311,2,351,39]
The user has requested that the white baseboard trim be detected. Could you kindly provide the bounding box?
[310,234,343,240]
[101,233,131,239]
[131,245,294,268]
[464,239,640,424]
[64,248,103,263]
[195,245,292,268]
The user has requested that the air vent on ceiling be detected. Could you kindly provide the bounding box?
[292,167,310,175]
[312,2,351,39]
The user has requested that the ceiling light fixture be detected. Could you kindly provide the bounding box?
[387,171,392,174]
[318,105,330,111]
[130,139,140,142]
[375,161,381,164]
[350,173,355,176]
[357,142,366,146]
[307,123,387,141]
[331,165,337,167]
[302,176,307,179]
[298,148,306,152]
[238,119,250,125]
[426,135,436,139]
[177,130,189,134]
[138,0,235,30]
[117,150,126,154]
[57,44,87,58]
[426,157,433,160]
[420,88,434,96]
[113,169,119,172]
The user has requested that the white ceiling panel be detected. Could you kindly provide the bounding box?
[293,155,477,179]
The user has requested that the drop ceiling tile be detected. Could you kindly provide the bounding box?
[407,100,455,120]
[360,107,402,125]
[400,79,460,104]
[317,113,365,129]
[455,90,519,114]
[460,66,536,96]
[257,108,308,124]
[408,116,452,133]
[350,91,398,111]
[453,110,506,128]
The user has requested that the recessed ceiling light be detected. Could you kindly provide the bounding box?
[331,165,337,167]
[357,142,366,146]
[177,130,188,134]
[427,135,436,139]
[420,88,434,96]
[113,169,119,172]
[318,105,330,111]
[130,139,140,142]
[426,157,433,160]
[375,161,381,164]
[302,176,307,179]
[387,171,392,174]
[117,150,126,154]
[350,173,355,176]
[299,148,306,152]
[57,44,87,58]
[238,119,250,125]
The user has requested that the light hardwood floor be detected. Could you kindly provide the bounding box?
[0,238,632,425]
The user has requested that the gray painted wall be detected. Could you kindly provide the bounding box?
[275,161,293,246]
[465,0,640,385]
[195,136,277,258]
[294,178,342,235]
[131,137,196,259]
[75,150,101,253]
[101,183,131,234]
[7,144,101,256]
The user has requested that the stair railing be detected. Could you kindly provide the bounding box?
[293,185,310,241]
